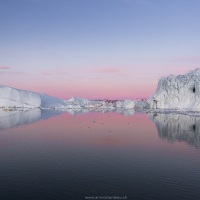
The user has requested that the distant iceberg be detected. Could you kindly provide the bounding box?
[0,86,140,111]
[64,98,137,109]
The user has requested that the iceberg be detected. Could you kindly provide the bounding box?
[0,85,143,112]
[64,98,136,109]
[0,85,41,108]
[116,100,135,109]
[40,93,66,108]
[0,85,139,111]
[0,85,141,112]
[0,85,67,109]
[147,68,200,110]
[64,97,92,108]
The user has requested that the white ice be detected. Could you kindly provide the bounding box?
[0,85,41,108]
[147,68,200,110]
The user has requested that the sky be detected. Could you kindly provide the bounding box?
[0,0,200,100]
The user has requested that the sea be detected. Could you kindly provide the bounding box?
[0,109,200,200]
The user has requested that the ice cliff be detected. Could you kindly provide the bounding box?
[0,85,67,109]
[0,85,41,108]
[147,68,200,110]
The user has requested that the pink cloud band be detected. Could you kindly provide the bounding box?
[0,66,10,70]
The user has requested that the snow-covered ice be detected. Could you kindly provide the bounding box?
[63,98,137,115]
[0,86,138,111]
[40,93,66,108]
[0,85,41,108]
[0,85,67,109]
[64,98,136,109]
[147,68,200,110]
[116,100,135,109]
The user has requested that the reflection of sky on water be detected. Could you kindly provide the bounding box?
[0,108,135,131]
[0,111,159,151]
[2,108,200,150]
[1,111,200,199]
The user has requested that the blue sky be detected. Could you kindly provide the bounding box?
[0,0,200,99]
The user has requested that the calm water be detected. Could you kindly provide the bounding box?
[0,110,200,200]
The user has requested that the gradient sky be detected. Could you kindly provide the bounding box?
[1,0,200,100]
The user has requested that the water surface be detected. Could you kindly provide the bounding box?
[0,110,200,200]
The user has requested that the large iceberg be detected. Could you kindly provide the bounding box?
[147,69,200,110]
[0,85,68,109]
[40,93,66,108]
[0,85,41,108]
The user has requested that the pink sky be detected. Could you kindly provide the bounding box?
[0,65,198,100]
[1,0,200,100]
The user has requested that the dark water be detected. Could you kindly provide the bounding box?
[0,110,200,200]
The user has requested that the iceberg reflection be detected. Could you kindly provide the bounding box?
[149,112,200,148]
[0,107,136,130]
[0,109,41,130]
[64,108,135,116]
[0,109,63,130]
